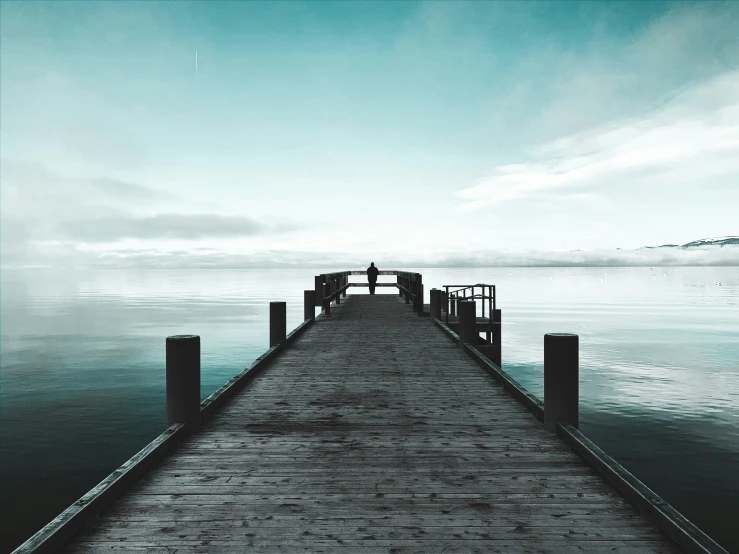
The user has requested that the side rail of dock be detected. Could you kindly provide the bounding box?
[12,269,729,554]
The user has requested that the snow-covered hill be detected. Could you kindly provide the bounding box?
[681,237,739,247]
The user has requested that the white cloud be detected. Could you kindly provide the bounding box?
[456,70,739,211]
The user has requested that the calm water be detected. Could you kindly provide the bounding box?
[1,267,738,553]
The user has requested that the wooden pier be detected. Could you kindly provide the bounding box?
[14,272,727,554]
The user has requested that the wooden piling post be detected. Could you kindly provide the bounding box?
[270,302,286,347]
[458,300,477,348]
[450,293,456,316]
[166,335,201,431]
[492,309,501,367]
[323,283,331,315]
[336,277,341,304]
[314,275,324,307]
[405,277,410,304]
[442,291,448,314]
[342,273,347,297]
[544,333,579,433]
[415,275,423,315]
[304,290,314,322]
[430,289,441,319]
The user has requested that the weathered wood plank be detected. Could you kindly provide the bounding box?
[62,295,680,553]
[68,541,680,554]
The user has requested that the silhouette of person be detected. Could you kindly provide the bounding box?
[367,262,379,295]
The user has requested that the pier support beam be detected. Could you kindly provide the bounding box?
[323,283,331,315]
[270,302,286,347]
[544,333,579,433]
[314,275,324,307]
[166,335,201,431]
[458,300,477,348]
[304,290,315,322]
[430,288,441,319]
[492,309,502,367]
[415,276,423,315]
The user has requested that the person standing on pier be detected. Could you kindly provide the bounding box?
[367,262,379,295]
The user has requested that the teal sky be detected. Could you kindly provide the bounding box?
[1,1,738,268]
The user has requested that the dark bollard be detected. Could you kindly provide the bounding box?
[405,278,410,304]
[323,283,331,315]
[398,276,402,297]
[314,275,324,307]
[415,276,423,315]
[342,274,347,297]
[492,309,502,367]
[430,289,441,319]
[458,300,477,348]
[450,293,457,316]
[270,301,286,347]
[442,291,448,314]
[336,278,341,304]
[166,335,201,431]
[304,290,315,322]
[544,333,579,433]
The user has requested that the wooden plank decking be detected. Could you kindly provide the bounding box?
[63,295,680,553]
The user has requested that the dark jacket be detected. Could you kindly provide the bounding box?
[367,266,379,282]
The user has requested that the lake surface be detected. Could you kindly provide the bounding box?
[1,266,738,553]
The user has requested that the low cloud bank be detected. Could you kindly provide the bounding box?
[57,214,295,242]
[428,244,739,268]
[3,244,737,270]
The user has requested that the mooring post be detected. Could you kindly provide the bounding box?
[304,290,314,322]
[314,275,324,307]
[166,335,201,431]
[415,275,423,315]
[450,293,456,316]
[442,291,448,314]
[405,277,410,304]
[336,277,341,304]
[269,301,286,347]
[458,300,477,348]
[342,273,347,297]
[430,288,441,319]
[544,333,579,433]
[397,275,402,297]
[323,283,331,315]
[492,309,502,367]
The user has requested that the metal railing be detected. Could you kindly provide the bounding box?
[444,283,495,321]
